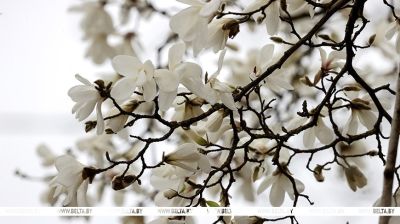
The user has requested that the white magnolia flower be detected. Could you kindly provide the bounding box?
[170,0,222,55]
[311,48,345,84]
[150,164,198,207]
[287,108,334,148]
[154,42,207,111]
[245,0,280,35]
[257,167,305,207]
[70,2,115,64]
[111,55,156,102]
[115,33,140,57]
[164,143,211,173]
[342,87,390,135]
[49,155,92,207]
[205,49,237,110]
[207,18,238,52]
[85,34,115,65]
[252,44,293,92]
[70,2,114,38]
[68,74,105,135]
[172,95,205,122]
[385,18,400,53]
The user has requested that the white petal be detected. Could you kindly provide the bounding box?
[154,69,179,92]
[343,111,359,135]
[75,74,92,86]
[315,118,334,144]
[357,110,376,131]
[257,175,274,194]
[170,7,200,41]
[258,44,274,69]
[198,155,211,173]
[199,0,221,17]
[77,179,89,206]
[158,89,177,111]
[112,55,142,77]
[96,100,104,135]
[220,92,237,111]
[265,2,280,35]
[110,76,137,101]
[142,80,157,102]
[269,179,285,206]
[76,100,97,121]
[303,127,315,148]
[267,75,294,91]
[169,42,186,70]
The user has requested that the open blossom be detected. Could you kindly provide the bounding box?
[342,86,390,135]
[154,42,207,111]
[257,166,305,207]
[70,2,115,64]
[49,155,93,207]
[85,34,115,64]
[111,55,156,102]
[170,0,222,55]
[252,44,293,92]
[245,0,280,35]
[70,1,114,38]
[164,143,211,173]
[207,18,239,52]
[68,74,105,135]
[287,107,334,148]
[204,49,237,110]
[311,48,345,84]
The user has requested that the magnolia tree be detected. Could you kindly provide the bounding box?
[20,0,400,223]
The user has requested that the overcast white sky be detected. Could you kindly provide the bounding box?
[0,0,396,224]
